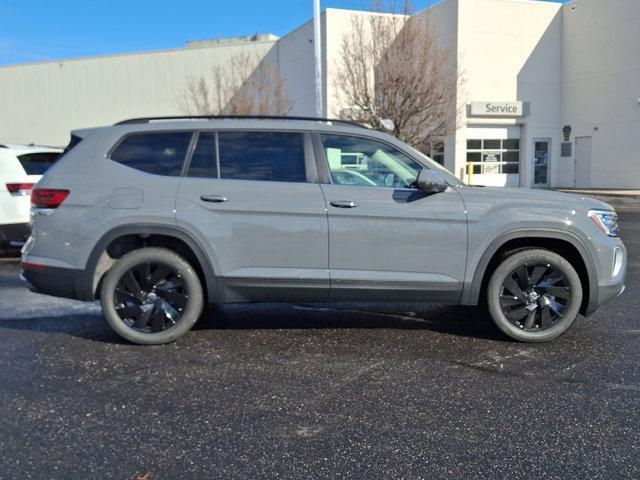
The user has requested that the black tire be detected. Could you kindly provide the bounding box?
[100,247,204,345]
[487,248,583,342]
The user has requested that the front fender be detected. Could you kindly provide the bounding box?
[462,227,599,315]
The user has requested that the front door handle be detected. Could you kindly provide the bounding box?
[200,194,229,203]
[330,200,357,209]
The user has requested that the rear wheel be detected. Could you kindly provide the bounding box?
[487,248,583,342]
[100,247,204,345]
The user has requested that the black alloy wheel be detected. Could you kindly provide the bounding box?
[499,262,572,332]
[114,261,189,333]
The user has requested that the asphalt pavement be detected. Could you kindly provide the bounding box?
[0,208,639,480]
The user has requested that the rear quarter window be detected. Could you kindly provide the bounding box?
[110,131,193,176]
[17,152,61,175]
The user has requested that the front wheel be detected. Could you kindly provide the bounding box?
[487,249,583,342]
[100,247,204,345]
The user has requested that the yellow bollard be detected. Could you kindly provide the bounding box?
[467,163,474,186]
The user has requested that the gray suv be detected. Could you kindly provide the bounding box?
[22,116,626,345]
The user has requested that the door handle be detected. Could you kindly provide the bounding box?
[200,194,229,203]
[330,200,357,209]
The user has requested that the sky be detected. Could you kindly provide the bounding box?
[1,0,565,66]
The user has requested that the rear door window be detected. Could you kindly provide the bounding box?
[218,131,306,183]
[187,132,218,178]
[17,152,60,175]
[110,131,193,176]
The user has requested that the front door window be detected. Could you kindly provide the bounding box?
[320,134,422,188]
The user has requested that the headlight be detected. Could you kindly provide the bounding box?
[588,209,620,237]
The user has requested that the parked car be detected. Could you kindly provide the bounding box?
[0,144,62,254]
[21,116,626,344]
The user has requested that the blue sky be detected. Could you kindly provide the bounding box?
[1,0,565,66]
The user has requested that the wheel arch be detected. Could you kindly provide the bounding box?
[80,224,219,303]
[465,229,598,316]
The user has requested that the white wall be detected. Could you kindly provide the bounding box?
[0,41,277,146]
[414,0,460,175]
[274,19,318,116]
[456,0,563,187]
[324,8,400,118]
[561,0,640,189]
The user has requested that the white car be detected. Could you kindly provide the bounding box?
[0,144,62,253]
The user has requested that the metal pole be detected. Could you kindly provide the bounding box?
[313,0,323,118]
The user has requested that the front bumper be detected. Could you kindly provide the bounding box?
[596,281,626,307]
[584,241,627,316]
[0,223,30,250]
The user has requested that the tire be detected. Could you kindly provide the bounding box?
[487,248,583,342]
[100,247,204,345]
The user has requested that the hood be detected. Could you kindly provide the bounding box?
[459,186,615,212]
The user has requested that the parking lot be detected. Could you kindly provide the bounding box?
[0,203,638,480]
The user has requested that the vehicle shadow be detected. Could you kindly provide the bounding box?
[0,303,506,344]
[194,302,505,341]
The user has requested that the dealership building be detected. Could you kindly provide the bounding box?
[0,0,638,189]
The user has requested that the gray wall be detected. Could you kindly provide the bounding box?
[0,40,277,146]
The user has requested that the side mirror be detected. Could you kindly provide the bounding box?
[416,169,447,193]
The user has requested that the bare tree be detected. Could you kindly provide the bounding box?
[177,52,292,116]
[333,1,464,152]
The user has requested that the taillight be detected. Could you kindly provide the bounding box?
[31,189,69,209]
[6,182,35,196]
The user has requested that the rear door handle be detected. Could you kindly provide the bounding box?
[200,194,229,203]
[330,200,357,209]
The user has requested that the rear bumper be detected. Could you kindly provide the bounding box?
[22,264,86,300]
[0,223,30,250]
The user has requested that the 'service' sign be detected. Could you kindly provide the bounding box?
[470,101,525,117]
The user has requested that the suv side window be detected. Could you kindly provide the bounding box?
[218,131,306,183]
[17,152,60,175]
[111,131,192,176]
[187,132,218,178]
[320,134,422,188]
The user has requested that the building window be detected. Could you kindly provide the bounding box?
[466,139,520,174]
[430,141,445,166]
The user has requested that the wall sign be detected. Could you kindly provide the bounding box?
[561,142,572,157]
[469,101,526,117]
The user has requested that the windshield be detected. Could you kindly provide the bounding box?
[407,145,467,187]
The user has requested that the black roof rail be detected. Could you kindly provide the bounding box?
[114,115,368,129]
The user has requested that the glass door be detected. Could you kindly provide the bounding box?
[533,139,550,188]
